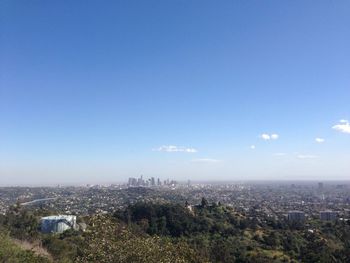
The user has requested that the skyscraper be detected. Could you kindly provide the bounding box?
[288,211,305,222]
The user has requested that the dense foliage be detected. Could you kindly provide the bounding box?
[0,201,350,262]
[0,231,50,263]
[76,215,205,263]
[115,201,350,262]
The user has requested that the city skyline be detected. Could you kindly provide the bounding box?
[1,1,350,184]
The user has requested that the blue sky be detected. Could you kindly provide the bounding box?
[1,1,350,185]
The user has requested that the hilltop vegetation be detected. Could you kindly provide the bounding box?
[115,200,350,262]
[0,205,204,262]
[76,215,204,263]
[0,201,350,262]
[0,231,50,263]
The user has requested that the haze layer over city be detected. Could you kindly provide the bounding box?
[1,1,349,186]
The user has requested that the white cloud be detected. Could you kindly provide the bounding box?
[332,120,350,134]
[191,158,221,163]
[261,134,271,140]
[315,137,325,143]
[260,133,279,140]
[154,145,198,153]
[297,154,318,159]
[271,134,279,140]
[250,145,256,150]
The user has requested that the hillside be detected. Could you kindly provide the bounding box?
[0,202,350,262]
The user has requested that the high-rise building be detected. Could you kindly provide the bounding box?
[128,177,137,186]
[320,211,337,221]
[288,211,305,222]
[128,176,177,188]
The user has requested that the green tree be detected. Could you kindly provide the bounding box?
[76,215,207,263]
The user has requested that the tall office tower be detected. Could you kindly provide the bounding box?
[288,211,305,222]
[157,178,161,186]
[128,177,137,186]
[320,211,337,221]
[139,175,145,186]
[318,182,324,189]
[151,177,155,186]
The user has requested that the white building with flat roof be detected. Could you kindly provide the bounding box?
[40,215,77,233]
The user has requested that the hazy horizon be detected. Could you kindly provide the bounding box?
[1,179,350,188]
[1,1,349,184]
